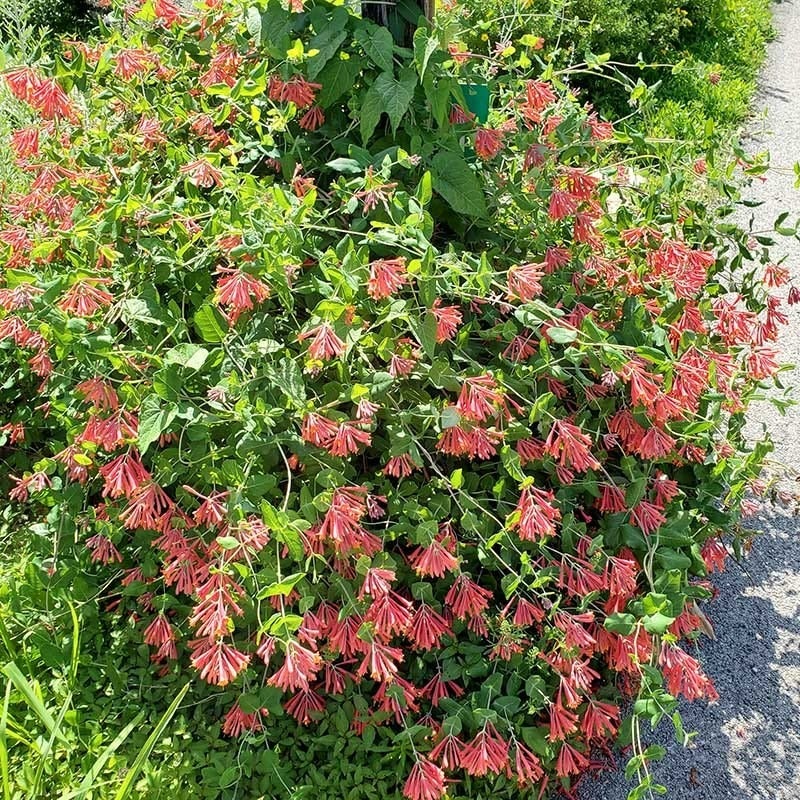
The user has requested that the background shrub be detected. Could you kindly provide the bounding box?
[439,0,773,144]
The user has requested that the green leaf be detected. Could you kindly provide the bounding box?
[643,612,675,634]
[430,150,488,218]
[138,395,178,455]
[604,612,637,635]
[413,29,439,81]
[120,296,166,328]
[441,406,461,429]
[164,343,209,371]
[194,304,228,343]
[259,0,302,57]
[275,525,304,562]
[326,158,364,174]
[307,27,348,79]
[316,57,361,107]
[362,69,417,141]
[360,87,384,144]
[272,357,306,405]
[355,24,395,73]
[547,326,578,344]
[257,573,306,599]
[245,6,262,39]
[415,311,438,358]
[416,171,432,205]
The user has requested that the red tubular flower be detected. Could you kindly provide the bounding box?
[58,279,114,317]
[143,613,177,660]
[368,257,408,300]
[365,591,413,638]
[356,639,404,682]
[328,614,365,658]
[374,676,419,722]
[358,567,395,599]
[506,262,544,302]
[153,0,185,26]
[384,453,417,478]
[268,639,322,692]
[298,323,345,361]
[581,699,620,740]
[408,603,452,650]
[119,480,173,530]
[86,534,122,564]
[555,742,588,777]
[30,77,76,120]
[548,698,578,741]
[659,642,718,701]
[181,158,223,188]
[429,732,464,768]
[99,450,150,498]
[114,48,154,79]
[189,572,244,638]
[636,426,676,459]
[9,126,39,160]
[409,528,459,578]
[444,574,492,620]
[456,374,504,422]
[431,299,462,343]
[510,484,561,541]
[608,556,638,598]
[524,79,557,112]
[328,421,371,457]
[189,638,250,686]
[77,378,119,411]
[215,267,270,319]
[474,127,504,159]
[460,723,509,776]
[630,500,666,535]
[301,412,338,448]
[513,741,544,786]
[403,758,446,800]
[547,189,579,220]
[422,674,464,709]
[701,537,728,573]
[298,106,325,131]
[285,686,325,725]
[279,76,322,109]
[222,702,265,736]
[4,66,41,103]
[544,419,600,473]
[436,424,471,457]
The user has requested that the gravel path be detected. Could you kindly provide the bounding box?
[581,3,800,797]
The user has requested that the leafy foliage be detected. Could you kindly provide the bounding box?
[0,0,788,798]
[438,0,774,145]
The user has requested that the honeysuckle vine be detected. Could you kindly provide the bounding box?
[0,0,790,798]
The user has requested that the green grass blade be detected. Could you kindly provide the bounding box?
[31,690,72,797]
[112,683,189,800]
[0,619,16,662]
[69,711,145,800]
[2,662,68,744]
[67,601,80,688]
[0,681,12,800]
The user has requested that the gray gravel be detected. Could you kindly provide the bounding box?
[581,3,800,797]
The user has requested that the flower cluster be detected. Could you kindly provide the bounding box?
[0,1,782,797]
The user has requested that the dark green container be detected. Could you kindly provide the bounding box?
[460,83,490,124]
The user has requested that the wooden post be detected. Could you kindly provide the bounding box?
[360,0,433,45]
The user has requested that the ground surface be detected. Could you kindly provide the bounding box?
[580,2,800,797]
